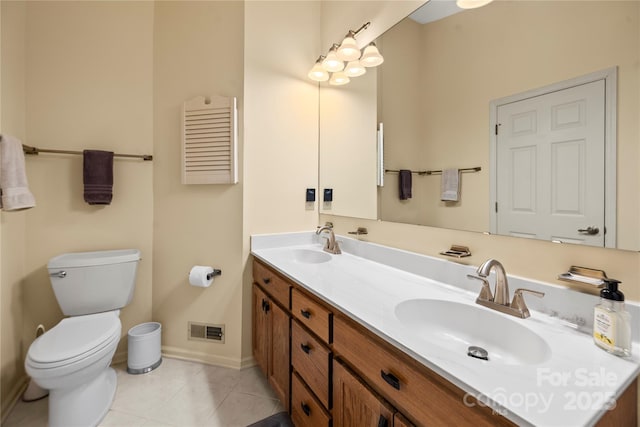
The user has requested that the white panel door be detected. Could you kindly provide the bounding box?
[496,80,605,246]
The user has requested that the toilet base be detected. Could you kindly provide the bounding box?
[49,367,117,427]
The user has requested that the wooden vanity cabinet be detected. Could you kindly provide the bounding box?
[252,259,638,427]
[252,261,291,412]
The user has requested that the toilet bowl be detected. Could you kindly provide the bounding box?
[26,311,122,427]
[24,249,140,427]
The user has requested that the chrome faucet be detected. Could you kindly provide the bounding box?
[316,225,341,255]
[467,259,544,318]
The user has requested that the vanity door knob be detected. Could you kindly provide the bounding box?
[380,370,400,390]
[300,309,311,319]
[262,277,271,285]
[300,343,312,354]
[377,415,389,427]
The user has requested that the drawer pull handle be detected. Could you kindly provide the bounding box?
[300,343,312,354]
[262,300,270,313]
[380,370,400,390]
[300,309,311,319]
[377,415,389,427]
[301,402,311,416]
[262,278,271,285]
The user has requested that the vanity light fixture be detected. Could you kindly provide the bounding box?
[456,0,494,9]
[308,21,383,86]
[360,42,384,67]
[308,56,330,82]
[329,71,350,86]
[322,44,345,72]
[344,60,366,77]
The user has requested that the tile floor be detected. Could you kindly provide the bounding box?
[3,358,284,427]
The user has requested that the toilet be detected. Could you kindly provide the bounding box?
[25,249,141,427]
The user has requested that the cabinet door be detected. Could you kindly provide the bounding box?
[269,301,290,411]
[334,361,394,427]
[252,284,269,376]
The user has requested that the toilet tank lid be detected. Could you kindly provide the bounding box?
[48,249,141,269]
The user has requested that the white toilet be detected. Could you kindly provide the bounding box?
[25,249,141,427]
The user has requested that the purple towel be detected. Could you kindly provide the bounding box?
[399,169,412,200]
[83,150,113,205]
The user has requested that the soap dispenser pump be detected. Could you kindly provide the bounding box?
[593,279,631,357]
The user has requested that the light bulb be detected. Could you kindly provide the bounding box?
[337,32,361,61]
[329,72,350,86]
[308,57,329,82]
[456,0,494,9]
[360,43,384,67]
[322,45,345,72]
[344,61,366,77]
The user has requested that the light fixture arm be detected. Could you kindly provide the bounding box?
[352,22,371,38]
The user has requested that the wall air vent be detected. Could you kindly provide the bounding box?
[182,95,238,185]
[188,322,225,344]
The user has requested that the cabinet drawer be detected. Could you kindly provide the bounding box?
[333,314,514,427]
[292,288,332,343]
[291,320,331,409]
[291,371,331,427]
[253,260,290,308]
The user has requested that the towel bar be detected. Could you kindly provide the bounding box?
[385,167,481,175]
[22,144,153,161]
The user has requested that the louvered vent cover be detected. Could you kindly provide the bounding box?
[182,96,238,184]
[188,322,225,344]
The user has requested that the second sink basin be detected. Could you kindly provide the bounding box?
[291,249,332,264]
[394,299,551,365]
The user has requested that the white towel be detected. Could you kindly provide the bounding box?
[440,168,460,202]
[0,135,36,211]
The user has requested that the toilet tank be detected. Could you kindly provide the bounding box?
[48,249,141,316]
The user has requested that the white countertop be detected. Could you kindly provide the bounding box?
[251,232,640,427]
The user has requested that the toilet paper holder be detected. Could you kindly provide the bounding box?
[207,269,222,280]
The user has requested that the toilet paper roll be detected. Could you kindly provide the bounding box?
[189,265,214,288]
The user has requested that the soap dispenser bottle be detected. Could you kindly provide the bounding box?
[593,279,631,357]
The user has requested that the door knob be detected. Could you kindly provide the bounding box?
[577,226,599,235]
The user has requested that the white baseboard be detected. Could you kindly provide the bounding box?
[1,376,29,424]
[161,346,255,370]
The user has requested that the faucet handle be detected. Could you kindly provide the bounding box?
[467,274,493,302]
[511,288,545,318]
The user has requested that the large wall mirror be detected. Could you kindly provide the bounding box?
[319,0,639,251]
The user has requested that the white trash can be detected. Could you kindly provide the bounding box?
[127,322,162,374]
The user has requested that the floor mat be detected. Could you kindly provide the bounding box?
[246,411,294,427]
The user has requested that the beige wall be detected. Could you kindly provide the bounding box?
[22,0,154,363]
[0,3,155,417]
[153,1,246,367]
[0,1,28,418]
[242,0,321,360]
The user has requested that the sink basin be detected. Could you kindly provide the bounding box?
[394,299,551,365]
[291,249,332,264]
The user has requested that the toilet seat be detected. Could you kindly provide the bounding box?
[27,311,120,370]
